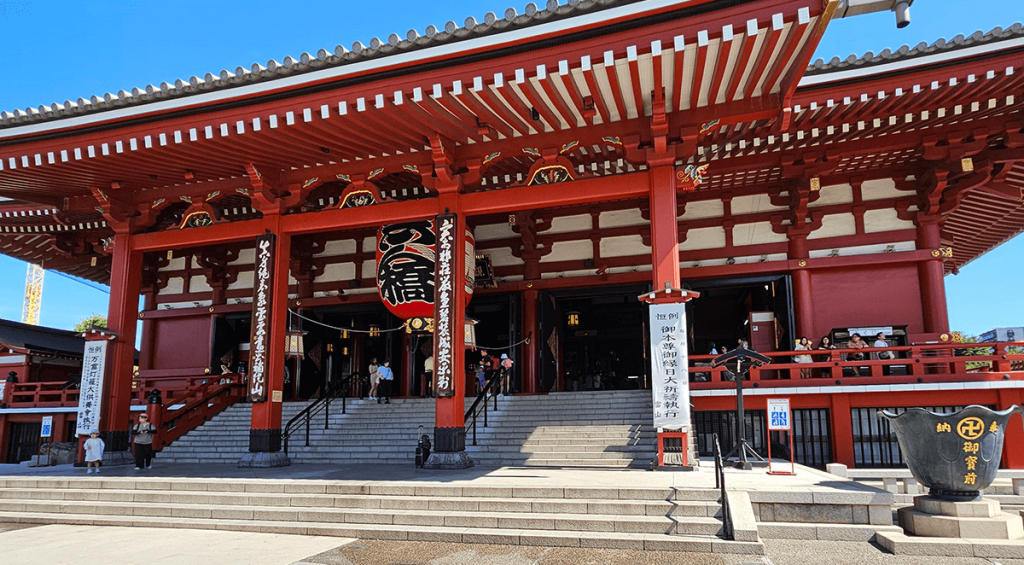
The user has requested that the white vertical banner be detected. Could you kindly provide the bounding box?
[76,340,108,436]
[649,302,689,431]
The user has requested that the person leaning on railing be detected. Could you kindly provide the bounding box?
[816,337,838,378]
[873,332,893,376]
[846,333,869,376]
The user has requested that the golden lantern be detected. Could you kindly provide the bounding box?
[369,324,381,338]
[342,346,350,356]
[566,311,581,328]
[284,330,305,357]
[340,329,349,340]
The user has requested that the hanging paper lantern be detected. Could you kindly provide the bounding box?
[376,220,474,320]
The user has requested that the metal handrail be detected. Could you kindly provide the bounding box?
[713,433,733,540]
[464,371,504,446]
[283,374,354,455]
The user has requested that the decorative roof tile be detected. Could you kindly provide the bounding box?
[805,22,1024,76]
[0,0,630,129]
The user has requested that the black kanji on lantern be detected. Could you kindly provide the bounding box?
[377,221,437,310]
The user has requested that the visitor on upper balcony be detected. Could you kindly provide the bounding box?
[794,337,813,379]
[847,333,868,376]
[874,332,893,376]
[817,336,838,378]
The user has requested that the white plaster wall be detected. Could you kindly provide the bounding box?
[159,277,184,295]
[730,194,787,215]
[361,259,376,279]
[362,237,376,253]
[679,226,726,250]
[474,223,517,241]
[229,248,255,266]
[159,257,186,272]
[808,213,857,240]
[600,234,650,258]
[228,270,254,291]
[732,222,788,246]
[190,275,213,294]
[680,199,724,220]
[540,214,592,234]
[809,183,855,208]
[482,247,524,267]
[599,208,647,228]
[540,240,593,262]
[320,262,357,283]
[191,257,202,269]
[864,208,916,233]
[861,178,914,201]
[316,239,357,257]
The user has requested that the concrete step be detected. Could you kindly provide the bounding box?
[0,511,761,554]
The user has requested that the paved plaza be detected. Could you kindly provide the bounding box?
[3,524,1024,565]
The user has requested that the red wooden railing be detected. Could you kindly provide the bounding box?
[688,341,1024,389]
[147,373,246,451]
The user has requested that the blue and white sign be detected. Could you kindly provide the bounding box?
[767,398,791,431]
[40,416,53,438]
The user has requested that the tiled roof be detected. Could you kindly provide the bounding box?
[0,319,84,357]
[805,22,1024,76]
[0,0,636,129]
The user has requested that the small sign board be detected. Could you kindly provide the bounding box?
[766,398,796,475]
[40,416,53,438]
[767,398,791,431]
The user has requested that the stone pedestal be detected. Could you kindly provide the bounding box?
[899,496,1024,540]
[238,451,291,468]
[423,451,474,470]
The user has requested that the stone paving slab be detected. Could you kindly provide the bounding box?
[0,524,348,565]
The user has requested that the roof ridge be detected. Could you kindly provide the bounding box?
[805,22,1024,75]
[0,0,632,130]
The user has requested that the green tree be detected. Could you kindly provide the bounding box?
[954,335,995,370]
[73,314,107,333]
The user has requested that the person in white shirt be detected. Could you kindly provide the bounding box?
[873,332,892,376]
[794,337,813,379]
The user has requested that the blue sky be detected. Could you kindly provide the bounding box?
[0,0,1020,335]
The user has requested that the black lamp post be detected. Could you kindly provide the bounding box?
[711,346,771,470]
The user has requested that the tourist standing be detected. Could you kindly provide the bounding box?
[377,360,393,404]
[424,355,434,397]
[132,414,157,470]
[499,354,513,395]
[84,431,104,474]
[368,358,380,400]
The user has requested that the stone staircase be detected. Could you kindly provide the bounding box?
[157,390,656,468]
[0,476,762,554]
[466,390,656,468]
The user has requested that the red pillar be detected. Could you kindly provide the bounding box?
[649,165,680,289]
[916,218,949,334]
[521,288,539,394]
[788,232,814,340]
[425,189,471,468]
[102,232,143,457]
[829,393,856,467]
[244,219,291,467]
